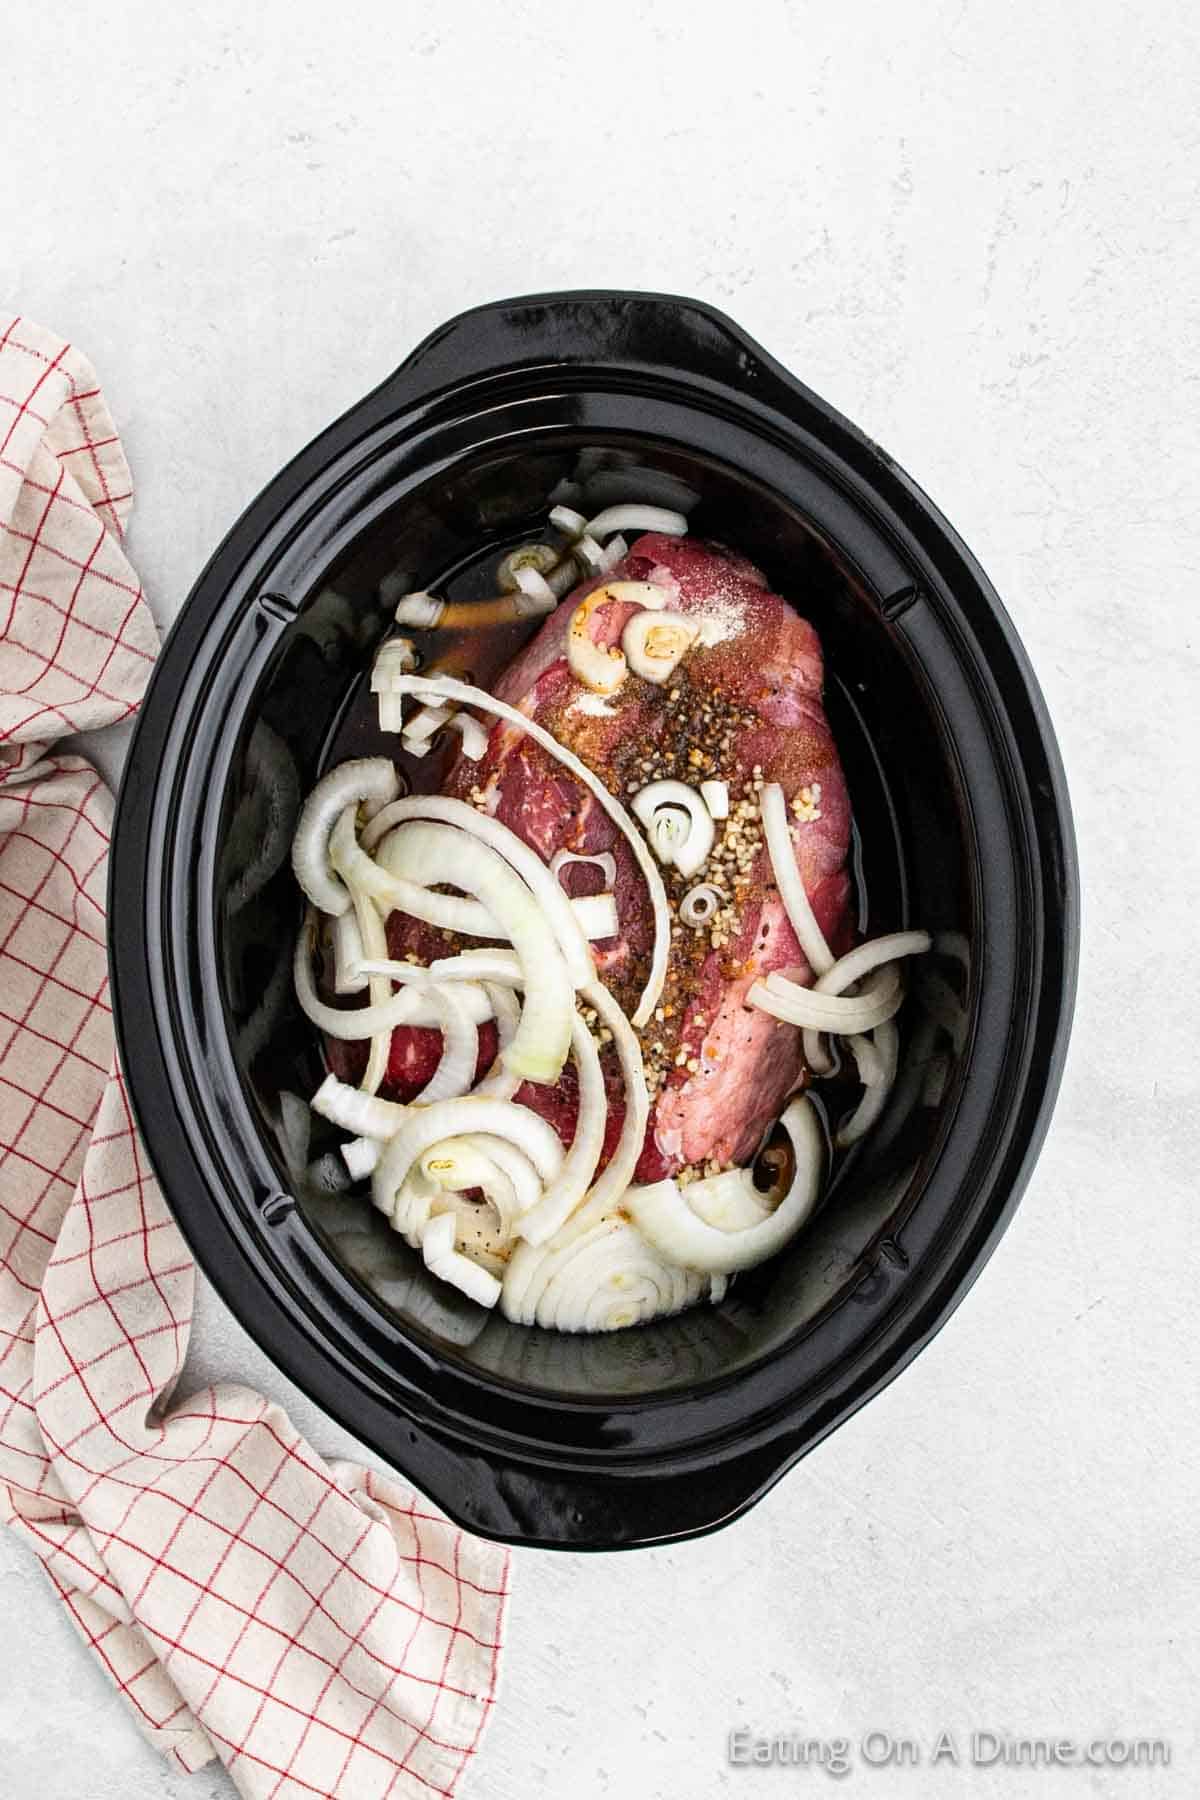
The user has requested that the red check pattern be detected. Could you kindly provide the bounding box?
[0,316,509,1796]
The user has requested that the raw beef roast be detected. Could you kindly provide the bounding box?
[350,534,853,1182]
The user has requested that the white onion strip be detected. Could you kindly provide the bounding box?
[427,949,523,986]
[760,781,834,978]
[800,930,931,1075]
[462,1133,542,1217]
[576,979,649,1216]
[420,1140,519,1236]
[392,673,670,1025]
[361,794,593,986]
[449,713,489,759]
[502,1216,703,1331]
[331,909,367,995]
[627,1097,823,1274]
[349,880,394,1097]
[420,1211,502,1308]
[685,1170,776,1233]
[371,820,575,1081]
[751,964,902,1033]
[341,1136,381,1179]
[631,780,714,879]
[335,811,506,941]
[310,1074,407,1139]
[838,1019,900,1147]
[514,1013,607,1248]
[584,504,689,540]
[291,757,400,918]
[373,1097,565,1224]
[412,985,478,1104]
[570,893,618,940]
[294,910,430,1039]
[472,985,522,1100]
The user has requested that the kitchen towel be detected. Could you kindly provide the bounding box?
[0,313,508,1798]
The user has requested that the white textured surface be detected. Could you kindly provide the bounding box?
[4,1,1198,1796]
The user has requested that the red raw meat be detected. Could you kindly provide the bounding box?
[374,533,854,1180]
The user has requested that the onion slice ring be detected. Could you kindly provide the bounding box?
[291,757,400,917]
[513,1012,607,1247]
[392,673,670,1025]
[627,1097,823,1274]
[760,781,834,978]
[361,793,593,986]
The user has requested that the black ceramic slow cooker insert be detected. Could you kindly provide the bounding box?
[109,292,1078,1550]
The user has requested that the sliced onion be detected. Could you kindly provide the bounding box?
[471,983,522,1100]
[427,949,522,986]
[422,1226,503,1308]
[462,1133,543,1216]
[511,565,557,610]
[411,985,478,1104]
[700,779,729,820]
[584,505,689,540]
[551,848,617,889]
[421,1211,456,1265]
[376,821,575,1082]
[497,542,560,593]
[294,910,431,1039]
[501,1215,704,1331]
[331,910,367,994]
[420,1138,519,1236]
[622,610,699,684]
[333,963,499,1028]
[573,534,605,573]
[598,533,628,572]
[291,758,401,917]
[405,703,453,743]
[419,1206,503,1305]
[372,638,417,734]
[627,1097,823,1274]
[351,885,395,1097]
[837,1019,901,1147]
[373,1097,565,1223]
[377,1163,436,1242]
[752,964,903,1033]
[333,810,494,938]
[310,1073,407,1139]
[361,794,593,986]
[341,1136,381,1179]
[800,931,931,1074]
[760,781,834,978]
[549,504,588,537]
[679,882,722,928]
[513,1013,608,1247]
[631,780,715,880]
[571,892,618,940]
[577,979,649,1215]
[448,713,489,759]
[393,673,672,1026]
[686,1170,776,1232]
[547,556,581,598]
[566,579,667,695]
[846,1033,886,1088]
[393,592,444,628]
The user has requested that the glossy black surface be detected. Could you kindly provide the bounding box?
[109,292,1078,1548]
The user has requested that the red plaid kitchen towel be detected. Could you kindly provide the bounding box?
[0,315,509,1797]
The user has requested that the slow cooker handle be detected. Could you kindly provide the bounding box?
[409,1417,804,1550]
[360,289,789,418]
